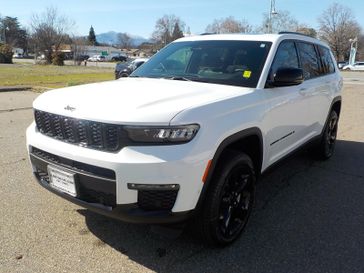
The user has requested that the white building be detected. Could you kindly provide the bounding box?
[81,45,125,59]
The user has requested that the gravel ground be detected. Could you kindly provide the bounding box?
[1,73,364,273]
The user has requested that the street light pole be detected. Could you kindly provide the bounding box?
[268,0,278,33]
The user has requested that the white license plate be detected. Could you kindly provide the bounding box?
[47,165,77,197]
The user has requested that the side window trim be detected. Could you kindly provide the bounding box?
[314,44,325,75]
[266,39,337,87]
[293,40,302,70]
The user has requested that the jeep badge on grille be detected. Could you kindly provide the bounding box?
[64,105,76,111]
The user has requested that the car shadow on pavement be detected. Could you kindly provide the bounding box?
[79,139,364,273]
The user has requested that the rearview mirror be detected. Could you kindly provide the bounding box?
[272,67,304,87]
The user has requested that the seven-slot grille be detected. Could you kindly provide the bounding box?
[34,109,121,152]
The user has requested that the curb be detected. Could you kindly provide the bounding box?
[0,86,32,92]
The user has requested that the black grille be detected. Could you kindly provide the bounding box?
[138,190,178,211]
[34,110,122,152]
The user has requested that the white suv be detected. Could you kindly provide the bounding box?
[26,33,342,246]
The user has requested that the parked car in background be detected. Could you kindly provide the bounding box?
[87,55,106,62]
[337,61,348,69]
[74,54,89,62]
[36,54,46,60]
[13,53,23,58]
[115,58,149,79]
[342,62,364,71]
[111,55,128,62]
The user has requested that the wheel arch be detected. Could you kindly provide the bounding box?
[331,96,342,117]
[195,127,263,211]
[315,95,342,143]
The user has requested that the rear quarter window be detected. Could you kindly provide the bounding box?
[318,46,335,74]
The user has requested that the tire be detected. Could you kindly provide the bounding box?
[314,110,339,160]
[197,152,256,246]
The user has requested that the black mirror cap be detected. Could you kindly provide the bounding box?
[273,67,304,87]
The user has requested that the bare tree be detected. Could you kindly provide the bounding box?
[117,32,132,49]
[357,34,364,61]
[260,10,299,33]
[206,17,252,34]
[71,36,88,64]
[318,3,361,61]
[151,15,185,47]
[296,25,317,38]
[30,7,74,63]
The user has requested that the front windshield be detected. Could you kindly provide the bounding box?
[131,40,272,88]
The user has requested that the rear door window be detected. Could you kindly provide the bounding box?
[297,42,321,80]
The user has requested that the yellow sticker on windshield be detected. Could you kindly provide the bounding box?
[243,70,252,78]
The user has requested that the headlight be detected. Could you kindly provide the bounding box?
[125,124,199,143]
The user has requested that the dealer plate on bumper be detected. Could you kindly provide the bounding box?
[47,165,77,197]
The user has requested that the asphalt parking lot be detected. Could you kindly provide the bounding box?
[1,72,364,273]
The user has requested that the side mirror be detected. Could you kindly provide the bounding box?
[272,67,304,87]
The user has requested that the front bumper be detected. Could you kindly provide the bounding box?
[30,150,193,224]
[26,123,206,224]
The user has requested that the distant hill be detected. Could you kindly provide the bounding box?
[96,31,150,47]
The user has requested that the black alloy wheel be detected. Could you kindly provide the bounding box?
[198,152,256,246]
[218,165,254,241]
[315,110,339,160]
[323,110,338,157]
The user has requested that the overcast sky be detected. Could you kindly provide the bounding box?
[2,0,364,38]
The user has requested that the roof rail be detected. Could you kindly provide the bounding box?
[200,32,216,36]
[278,31,315,38]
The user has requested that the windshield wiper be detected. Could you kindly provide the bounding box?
[165,76,192,81]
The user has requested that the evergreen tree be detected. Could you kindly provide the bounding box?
[172,22,184,41]
[88,25,97,46]
[0,16,28,49]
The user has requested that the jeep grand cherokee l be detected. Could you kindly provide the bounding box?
[26,33,342,246]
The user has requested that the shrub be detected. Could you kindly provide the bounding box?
[0,44,13,64]
[51,51,65,66]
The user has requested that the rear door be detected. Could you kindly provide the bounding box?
[312,45,337,130]
[295,41,328,136]
[264,40,312,165]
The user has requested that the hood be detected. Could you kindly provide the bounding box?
[33,78,253,125]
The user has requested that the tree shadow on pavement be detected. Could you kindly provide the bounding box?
[79,139,364,273]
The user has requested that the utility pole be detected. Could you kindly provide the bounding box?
[268,0,278,33]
